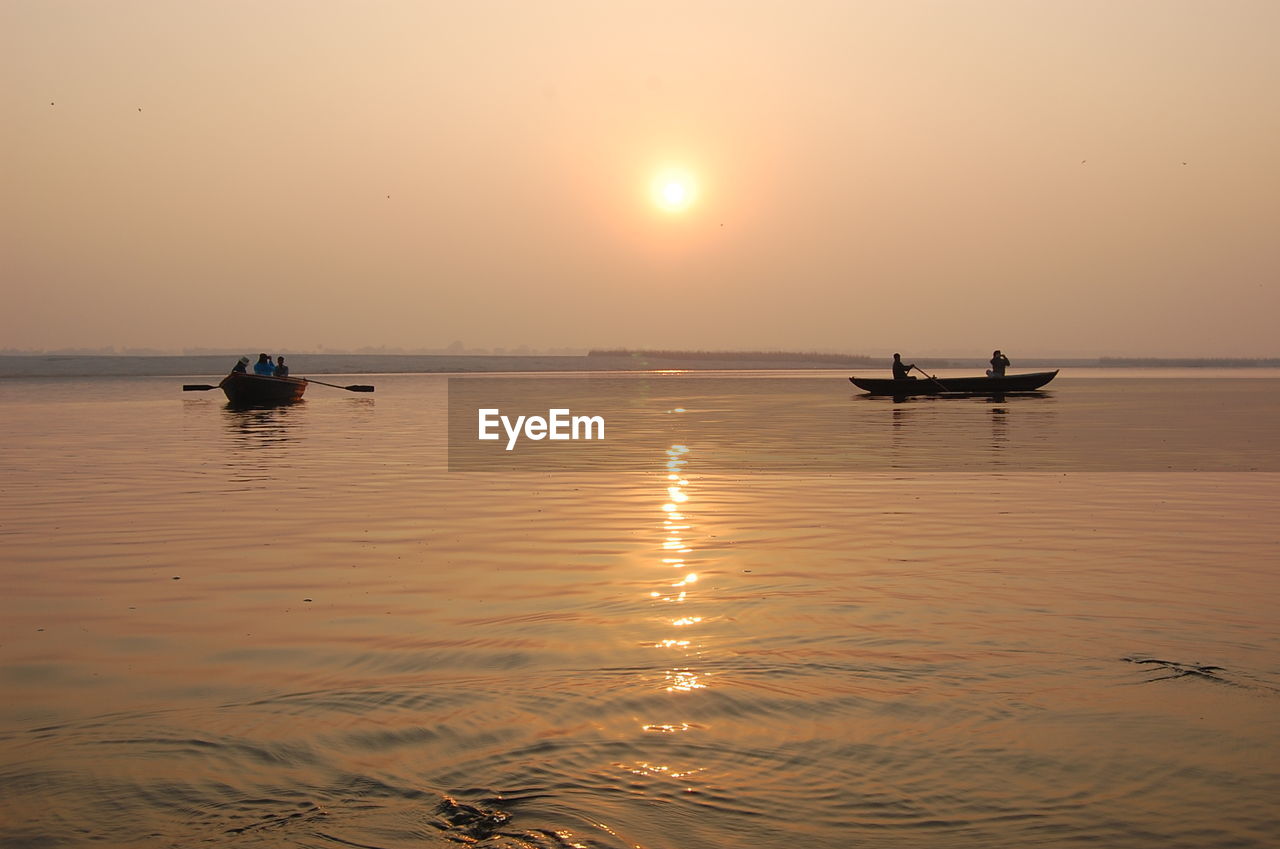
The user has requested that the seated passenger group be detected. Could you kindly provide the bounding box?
[233,353,289,377]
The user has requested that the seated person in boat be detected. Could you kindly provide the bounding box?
[891,353,916,380]
[986,350,1010,378]
[274,356,289,377]
[231,356,249,374]
[253,353,275,376]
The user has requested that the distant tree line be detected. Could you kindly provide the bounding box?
[587,348,879,364]
[1098,357,1280,367]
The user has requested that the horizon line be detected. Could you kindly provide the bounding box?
[2,349,1279,364]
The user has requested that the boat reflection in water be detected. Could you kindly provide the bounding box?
[878,388,1057,471]
[990,403,1009,452]
[218,403,307,487]
[221,404,305,446]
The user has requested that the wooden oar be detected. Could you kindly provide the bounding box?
[304,378,375,393]
[183,384,218,391]
[912,365,950,392]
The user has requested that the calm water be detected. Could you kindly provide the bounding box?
[1,372,1278,848]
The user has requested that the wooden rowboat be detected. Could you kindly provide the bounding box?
[183,373,372,402]
[849,370,1059,396]
[218,372,307,406]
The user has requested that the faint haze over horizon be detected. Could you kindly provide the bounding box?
[4,1,1278,358]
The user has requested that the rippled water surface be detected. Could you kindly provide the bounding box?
[1,372,1277,848]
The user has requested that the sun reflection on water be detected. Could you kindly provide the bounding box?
[650,443,710,692]
[626,433,718,792]
[618,760,706,780]
[664,669,707,692]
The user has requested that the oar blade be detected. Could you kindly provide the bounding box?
[182,384,217,391]
[301,377,373,392]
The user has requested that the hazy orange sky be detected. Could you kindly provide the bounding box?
[4,1,1278,357]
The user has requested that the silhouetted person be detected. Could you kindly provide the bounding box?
[274,356,289,377]
[892,353,916,380]
[253,353,274,376]
[231,356,249,374]
[987,350,1010,378]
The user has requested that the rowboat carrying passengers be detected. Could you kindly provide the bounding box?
[849,370,1059,396]
[850,351,1058,396]
[217,370,309,405]
[182,355,374,405]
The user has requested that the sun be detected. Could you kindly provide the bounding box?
[651,168,698,213]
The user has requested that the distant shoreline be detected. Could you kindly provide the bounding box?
[2,351,1279,378]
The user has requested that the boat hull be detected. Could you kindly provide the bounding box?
[219,372,308,406]
[849,370,1059,396]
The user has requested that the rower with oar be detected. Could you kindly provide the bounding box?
[891,353,915,381]
[891,353,948,392]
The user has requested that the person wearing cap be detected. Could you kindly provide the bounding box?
[253,353,275,376]
[231,356,249,374]
[987,350,1010,378]
[891,353,916,380]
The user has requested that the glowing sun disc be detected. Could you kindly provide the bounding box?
[652,169,697,212]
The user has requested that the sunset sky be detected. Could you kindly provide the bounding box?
[5,1,1278,357]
